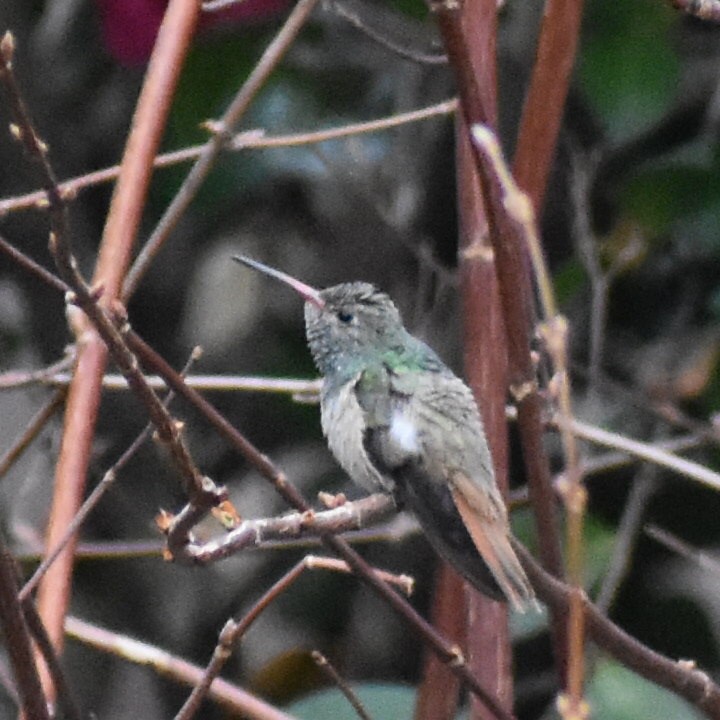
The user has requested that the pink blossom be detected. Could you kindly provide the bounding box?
[96,0,291,66]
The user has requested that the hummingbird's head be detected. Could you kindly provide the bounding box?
[304,282,405,377]
[232,256,407,379]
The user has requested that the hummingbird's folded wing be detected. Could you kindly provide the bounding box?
[449,471,535,611]
[359,367,535,611]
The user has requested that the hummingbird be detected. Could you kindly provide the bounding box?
[234,256,535,611]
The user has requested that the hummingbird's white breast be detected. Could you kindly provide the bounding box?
[320,375,394,493]
[389,409,420,455]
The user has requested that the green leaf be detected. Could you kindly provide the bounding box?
[622,164,720,235]
[287,683,416,720]
[553,259,587,308]
[583,514,617,591]
[580,0,678,138]
[587,659,703,720]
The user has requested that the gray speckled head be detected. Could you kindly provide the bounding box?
[303,282,405,377]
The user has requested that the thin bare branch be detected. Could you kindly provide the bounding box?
[174,555,408,719]
[0,389,65,481]
[0,534,50,720]
[21,600,83,720]
[312,651,374,720]
[19,350,200,601]
[570,417,720,492]
[174,559,308,719]
[123,0,323,299]
[0,101,456,216]
[65,616,296,720]
[0,32,65,233]
[202,0,253,10]
[170,493,397,564]
[595,465,658,613]
[0,233,69,293]
[580,431,710,477]
[328,0,446,65]
[645,524,720,578]
[471,122,587,713]
[1,30,77,708]
[41,372,322,397]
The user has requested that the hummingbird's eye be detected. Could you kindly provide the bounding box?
[337,310,354,324]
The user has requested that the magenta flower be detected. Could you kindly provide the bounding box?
[96,0,291,66]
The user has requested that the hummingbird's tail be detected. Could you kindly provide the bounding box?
[450,483,536,613]
[394,466,536,611]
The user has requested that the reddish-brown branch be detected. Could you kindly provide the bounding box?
[25,0,201,707]
[431,0,567,686]
[0,537,49,720]
[35,342,106,686]
[512,0,584,211]
[516,543,720,719]
[458,163,514,718]
[414,564,466,720]
[93,0,200,302]
[445,1,515,719]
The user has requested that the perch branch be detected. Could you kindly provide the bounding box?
[126,330,514,720]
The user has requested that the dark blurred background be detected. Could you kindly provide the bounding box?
[1,1,719,717]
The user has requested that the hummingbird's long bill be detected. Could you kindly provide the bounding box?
[233,255,325,309]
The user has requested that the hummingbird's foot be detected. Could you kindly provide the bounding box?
[318,491,348,509]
